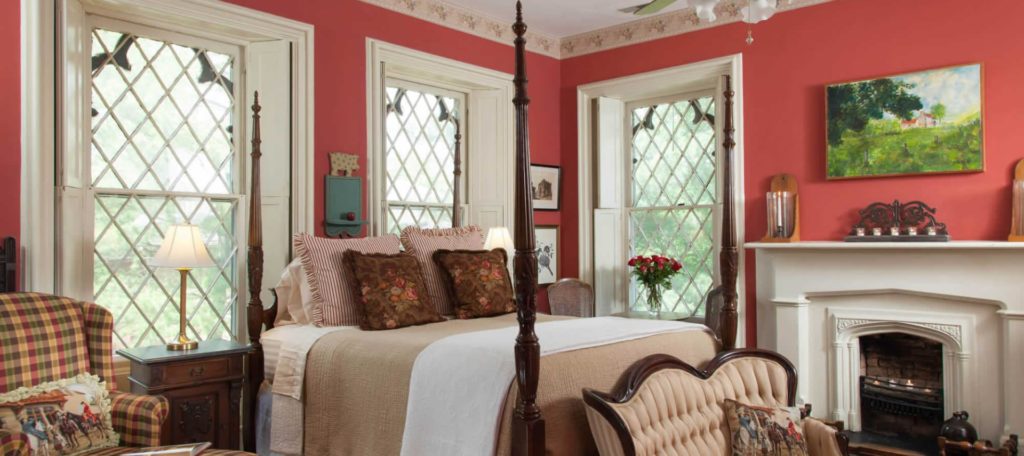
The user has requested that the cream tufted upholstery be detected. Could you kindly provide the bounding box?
[583,350,847,456]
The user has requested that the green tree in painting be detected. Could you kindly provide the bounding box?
[827,78,923,146]
[931,102,947,123]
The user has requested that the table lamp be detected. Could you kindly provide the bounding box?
[151,224,215,351]
[484,226,515,256]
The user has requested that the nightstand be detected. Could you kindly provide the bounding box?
[118,340,251,450]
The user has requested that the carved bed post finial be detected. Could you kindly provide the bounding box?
[247,91,264,347]
[510,2,545,455]
[452,118,463,227]
[719,76,740,350]
[245,92,265,452]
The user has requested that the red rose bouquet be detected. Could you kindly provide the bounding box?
[627,254,683,315]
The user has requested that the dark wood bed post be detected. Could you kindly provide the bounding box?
[245,92,275,452]
[452,120,463,227]
[510,2,545,455]
[719,76,739,350]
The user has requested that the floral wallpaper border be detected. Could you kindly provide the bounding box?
[360,0,831,59]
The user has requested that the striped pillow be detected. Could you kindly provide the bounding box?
[293,233,402,326]
[400,226,484,316]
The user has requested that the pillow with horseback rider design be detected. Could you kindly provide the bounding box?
[0,373,118,455]
[724,398,808,456]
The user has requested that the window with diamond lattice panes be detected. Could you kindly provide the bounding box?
[629,95,719,315]
[90,27,240,349]
[384,84,464,234]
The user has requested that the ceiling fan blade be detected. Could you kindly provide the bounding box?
[633,0,678,15]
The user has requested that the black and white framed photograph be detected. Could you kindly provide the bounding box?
[530,164,561,211]
[535,225,559,285]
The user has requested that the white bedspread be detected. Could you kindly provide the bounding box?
[264,324,352,455]
[399,316,705,456]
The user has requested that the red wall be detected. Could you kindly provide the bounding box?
[1,1,20,251]
[225,0,562,237]
[2,0,561,298]
[560,0,1024,344]
[7,0,1020,328]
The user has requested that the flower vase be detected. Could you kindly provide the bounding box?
[645,286,663,318]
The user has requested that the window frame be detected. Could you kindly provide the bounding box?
[84,17,247,348]
[624,89,724,313]
[575,55,746,346]
[381,77,468,233]
[366,39,516,238]
[22,0,315,347]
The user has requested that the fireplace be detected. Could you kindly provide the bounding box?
[748,241,1024,444]
[859,333,944,439]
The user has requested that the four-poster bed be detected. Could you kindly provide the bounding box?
[243,2,739,454]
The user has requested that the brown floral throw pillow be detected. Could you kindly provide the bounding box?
[433,249,516,319]
[344,251,444,330]
[724,399,808,456]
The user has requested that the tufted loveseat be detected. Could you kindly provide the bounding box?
[583,349,847,456]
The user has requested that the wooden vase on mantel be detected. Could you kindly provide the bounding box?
[761,174,800,243]
[1010,159,1024,242]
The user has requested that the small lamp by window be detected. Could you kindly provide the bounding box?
[484,227,515,256]
[151,224,215,351]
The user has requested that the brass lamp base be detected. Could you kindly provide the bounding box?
[167,268,198,351]
[167,338,199,351]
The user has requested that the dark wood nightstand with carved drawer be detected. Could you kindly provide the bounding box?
[118,340,251,450]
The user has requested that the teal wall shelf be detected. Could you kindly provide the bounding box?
[324,176,367,237]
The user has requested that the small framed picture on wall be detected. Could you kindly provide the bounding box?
[530,164,561,211]
[535,225,559,285]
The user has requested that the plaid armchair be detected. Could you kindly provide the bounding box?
[0,293,168,455]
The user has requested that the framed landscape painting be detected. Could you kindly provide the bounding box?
[826,64,983,179]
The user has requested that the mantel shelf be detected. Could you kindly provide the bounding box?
[745,241,1024,250]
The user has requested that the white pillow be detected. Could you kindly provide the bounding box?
[273,258,313,326]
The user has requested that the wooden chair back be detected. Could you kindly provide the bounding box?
[548,278,594,317]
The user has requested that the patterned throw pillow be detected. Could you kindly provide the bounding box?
[400,226,484,316]
[344,252,445,330]
[0,373,118,456]
[724,399,808,456]
[293,233,403,326]
[433,249,516,319]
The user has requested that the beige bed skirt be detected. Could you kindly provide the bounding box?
[300,314,720,455]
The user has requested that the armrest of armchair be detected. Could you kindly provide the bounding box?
[110,391,169,447]
[0,428,29,456]
[804,417,850,456]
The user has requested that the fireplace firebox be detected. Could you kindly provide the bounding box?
[859,333,944,440]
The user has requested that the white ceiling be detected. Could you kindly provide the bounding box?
[443,0,692,37]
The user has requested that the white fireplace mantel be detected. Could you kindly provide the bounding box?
[746,240,1024,250]
[748,241,1024,442]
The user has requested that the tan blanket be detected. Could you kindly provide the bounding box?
[302,314,720,455]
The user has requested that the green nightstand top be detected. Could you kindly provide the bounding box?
[117,339,251,365]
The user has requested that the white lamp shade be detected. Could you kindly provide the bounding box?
[484,227,515,253]
[151,224,216,269]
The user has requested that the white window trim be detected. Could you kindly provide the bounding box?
[367,39,515,236]
[20,0,315,294]
[624,88,723,312]
[381,79,468,233]
[576,54,747,347]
